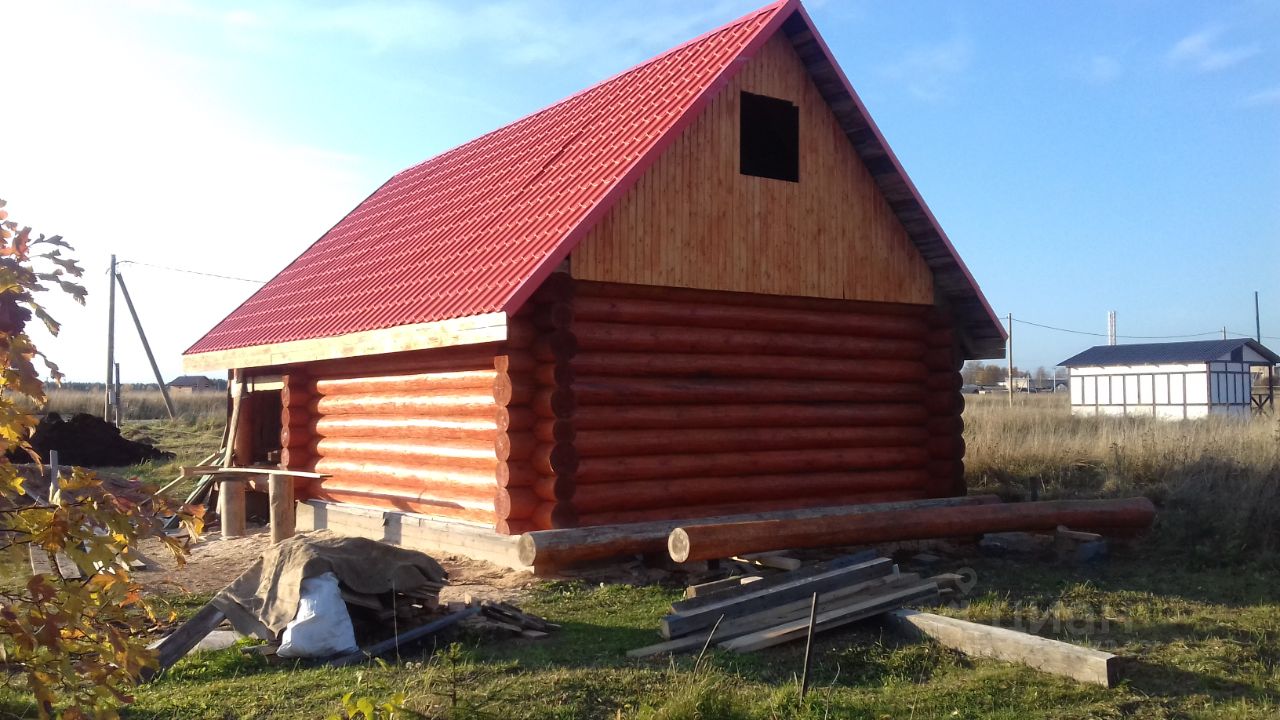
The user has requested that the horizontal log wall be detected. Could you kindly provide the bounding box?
[548,279,964,527]
[281,344,509,528]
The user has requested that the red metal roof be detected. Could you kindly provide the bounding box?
[186,1,791,355]
[186,0,1005,358]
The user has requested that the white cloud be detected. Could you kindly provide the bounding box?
[1167,27,1261,73]
[882,37,974,102]
[0,1,376,383]
[1242,86,1280,107]
[1083,55,1122,85]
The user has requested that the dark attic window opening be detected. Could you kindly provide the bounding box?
[740,91,799,182]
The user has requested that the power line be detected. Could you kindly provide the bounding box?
[116,259,267,284]
[1009,317,1223,340]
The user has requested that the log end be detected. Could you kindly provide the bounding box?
[668,527,692,563]
[516,533,538,566]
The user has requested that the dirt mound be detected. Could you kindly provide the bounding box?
[11,412,173,466]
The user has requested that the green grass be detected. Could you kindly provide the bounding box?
[111,417,225,498]
[3,401,1279,718]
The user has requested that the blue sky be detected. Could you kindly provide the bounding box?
[2,0,1277,382]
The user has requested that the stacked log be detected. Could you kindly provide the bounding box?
[279,371,315,496]
[301,347,505,526]
[923,308,965,497]
[560,279,953,526]
[519,273,579,531]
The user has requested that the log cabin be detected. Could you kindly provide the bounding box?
[183,0,1005,567]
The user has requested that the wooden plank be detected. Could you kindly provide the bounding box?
[631,573,912,658]
[182,313,509,373]
[180,466,328,480]
[734,553,803,571]
[720,581,938,653]
[142,603,228,681]
[672,551,876,612]
[53,552,82,580]
[660,557,892,639]
[683,575,762,599]
[28,546,54,576]
[886,609,1122,688]
[329,608,480,667]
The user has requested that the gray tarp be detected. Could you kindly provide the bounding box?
[211,530,447,641]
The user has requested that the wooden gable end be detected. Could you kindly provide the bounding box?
[570,32,934,306]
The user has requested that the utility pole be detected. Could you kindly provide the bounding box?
[115,272,177,420]
[1007,313,1014,407]
[1223,327,1228,340]
[1256,291,1262,343]
[104,254,117,421]
[1107,311,1117,346]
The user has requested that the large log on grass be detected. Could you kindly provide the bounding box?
[574,322,925,360]
[570,352,927,382]
[515,495,1000,567]
[668,497,1157,563]
[573,296,929,339]
[573,377,924,406]
[573,403,929,431]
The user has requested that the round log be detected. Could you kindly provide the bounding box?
[571,352,928,383]
[314,393,495,418]
[280,448,316,470]
[505,319,536,349]
[926,328,955,349]
[315,370,496,397]
[309,488,495,525]
[495,487,538,520]
[515,495,999,567]
[280,423,313,449]
[927,435,965,460]
[574,377,924,406]
[493,351,535,375]
[928,459,964,481]
[533,501,579,530]
[532,443,580,477]
[532,387,576,419]
[576,447,929,484]
[571,470,930,514]
[574,403,929,431]
[574,321,925,360]
[496,432,536,462]
[535,362,575,387]
[281,384,313,409]
[667,497,1159,563]
[534,419,576,444]
[575,425,929,459]
[314,438,496,469]
[534,474,573,502]
[493,375,535,406]
[497,406,536,433]
[496,461,538,488]
[927,415,964,436]
[315,415,496,442]
[575,279,929,318]
[496,518,535,536]
[532,302,574,331]
[577,491,924,528]
[574,295,929,339]
[314,459,497,491]
[924,392,964,416]
[926,372,963,392]
[306,346,499,381]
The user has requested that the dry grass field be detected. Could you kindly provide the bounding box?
[43,387,225,423]
[964,393,1280,561]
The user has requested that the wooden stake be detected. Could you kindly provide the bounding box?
[219,477,247,538]
[800,592,818,698]
[105,253,116,420]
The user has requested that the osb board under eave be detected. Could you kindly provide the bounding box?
[571,33,934,306]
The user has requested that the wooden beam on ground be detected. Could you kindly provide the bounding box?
[719,580,938,653]
[668,497,1157,563]
[885,609,1122,687]
[671,551,876,613]
[734,552,803,571]
[660,557,893,639]
[684,575,762,599]
[142,603,227,681]
[517,495,1001,568]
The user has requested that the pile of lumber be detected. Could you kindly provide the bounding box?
[464,600,559,639]
[341,580,445,626]
[629,552,938,657]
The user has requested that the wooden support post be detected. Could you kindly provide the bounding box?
[269,474,295,544]
[219,477,247,538]
[115,272,176,420]
[104,253,116,420]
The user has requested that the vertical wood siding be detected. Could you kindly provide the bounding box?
[571,34,934,305]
